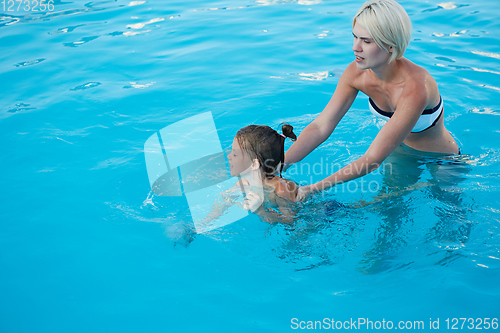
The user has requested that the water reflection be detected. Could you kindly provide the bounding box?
[357,146,474,274]
[256,145,477,272]
[438,2,458,10]
[423,2,468,12]
[256,0,322,5]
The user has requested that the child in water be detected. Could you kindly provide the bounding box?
[205,124,300,225]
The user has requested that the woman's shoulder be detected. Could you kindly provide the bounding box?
[343,61,366,79]
[399,59,440,104]
[342,61,379,89]
[400,58,435,84]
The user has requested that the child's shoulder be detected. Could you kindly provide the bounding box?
[266,177,299,202]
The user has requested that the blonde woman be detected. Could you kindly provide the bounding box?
[285,0,460,200]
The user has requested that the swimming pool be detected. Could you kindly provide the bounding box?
[1,0,499,331]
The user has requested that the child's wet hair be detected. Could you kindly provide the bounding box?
[235,123,297,178]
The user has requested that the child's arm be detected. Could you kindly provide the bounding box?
[201,179,265,226]
[201,185,242,225]
[254,205,293,224]
[205,178,299,225]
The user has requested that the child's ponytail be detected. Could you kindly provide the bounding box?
[278,123,297,176]
[281,123,297,141]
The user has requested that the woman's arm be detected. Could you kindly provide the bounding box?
[352,181,431,208]
[284,64,360,168]
[300,88,428,197]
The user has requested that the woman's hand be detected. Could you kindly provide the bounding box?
[296,184,315,201]
[242,191,263,212]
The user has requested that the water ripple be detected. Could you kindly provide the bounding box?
[0,14,21,27]
[468,108,500,116]
[423,2,469,12]
[90,156,135,170]
[14,58,45,67]
[123,81,156,89]
[128,1,146,6]
[122,30,150,36]
[48,24,86,35]
[44,124,109,138]
[298,71,331,81]
[0,1,123,28]
[63,35,99,47]
[7,102,36,113]
[471,50,500,60]
[70,82,102,91]
[127,17,165,30]
[271,70,337,81]
[192,6,250,12]
[256,0,322,5]
[438,2,459,10]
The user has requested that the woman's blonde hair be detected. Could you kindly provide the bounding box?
[353,0,412,63]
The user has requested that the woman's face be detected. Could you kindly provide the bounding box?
[227,137,253,177]
[352,22,392,71]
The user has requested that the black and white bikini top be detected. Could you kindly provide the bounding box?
[368,96,444,133]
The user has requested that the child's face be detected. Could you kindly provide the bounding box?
[228,137,252,177]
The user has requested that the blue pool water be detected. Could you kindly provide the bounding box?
[1,0,500,332]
